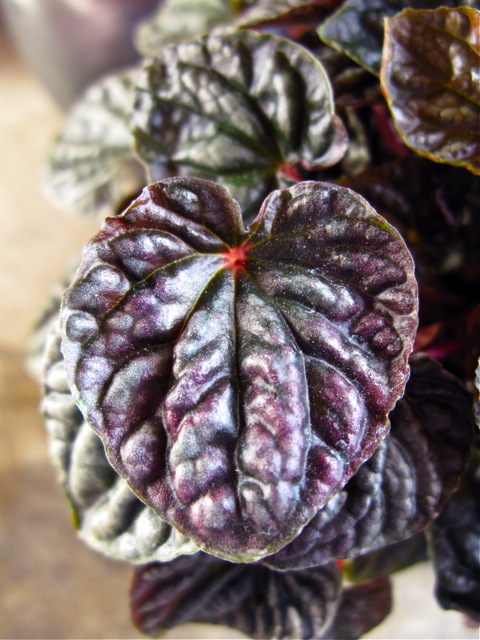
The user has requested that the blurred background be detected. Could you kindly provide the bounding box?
[0,1,477,638]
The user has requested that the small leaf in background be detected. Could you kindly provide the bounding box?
[45,68,148,219]
[60,178,417,562]
[318,0,477,76]
[130,553,342,639]
[381,7,480,175]
[325,575,392,640]
[134,0,341,56]
[263,354,473,570]
[134,0,232,55]
[131,30,347,221]
[429,445,480,624]
[41,320,198,564]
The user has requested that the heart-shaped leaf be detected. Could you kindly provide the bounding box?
[42,319,198,563]
[130,553,342,639]
[45,68,148,218]
[381,7,480,175]
[318,0,477,76]
[61,177,417,561]
[131,30,347,221]
[263,354,473,570]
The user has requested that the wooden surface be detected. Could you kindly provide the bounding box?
[0,24,477,640]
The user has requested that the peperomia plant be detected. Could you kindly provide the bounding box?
[33,1,480,638]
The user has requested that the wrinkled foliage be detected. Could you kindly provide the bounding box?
[36,1,480,637]
[60,178,417,562]
[263,354,473,569]
[130,553,391,640]
[42,320,198,563]
[132,30,348,221]
[381,7,480,174]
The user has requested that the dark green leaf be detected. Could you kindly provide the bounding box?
[318,0,478,76]
[475,358,480,427]
[45,68,147,218]
[381,7,480,174]
[130,553,342,639]
[263,354,473,570]
[42,319,198,563]
[132,30,347,221]
[60,178,417,561]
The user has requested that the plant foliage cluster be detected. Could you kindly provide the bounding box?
[34,1,479,638]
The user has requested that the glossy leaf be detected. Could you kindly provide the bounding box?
[60,177,417,562]
[430,449,480,623]
[318,0,478,76]
[45,68,147,218]
[132,30,347,220]
[42,320,198,564]
[263,354,473,570]
[130,552,342,639]
[381,7,480,175]
[324,575,392,639]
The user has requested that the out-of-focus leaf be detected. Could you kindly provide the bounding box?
[381,7,480,175]
[132,30,347,221]
[264,354,473,570]
[60,177,417,562]
[475,358,480,427]
[41,320,198,564]
[318,0,478,76]
[134,0,232,55]
[45,68,148,219]
[430,448,480,623]
[130,552,342,639]
[325,575,392,639]
[348,532,429,582]
[134,0,339,56]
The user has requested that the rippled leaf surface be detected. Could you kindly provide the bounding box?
[381,7,480,174]
[264,354,473,569]
[430,448,480,623]
[130,552,342,639]
[42,319,197,563]
[61,177,417,561]
[132,30,347,220]
[318,0,477,76]
[45,68,147,218]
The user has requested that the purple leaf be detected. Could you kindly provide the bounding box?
[42,319,198,563]
[130,552,342,639]
[61,177,417,561]
[264,354,473,569]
